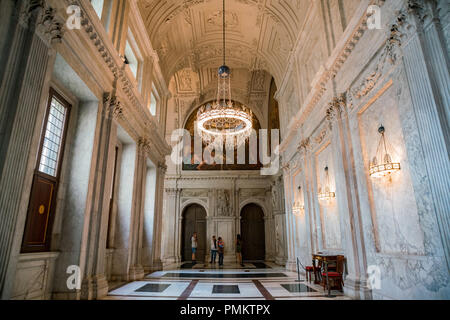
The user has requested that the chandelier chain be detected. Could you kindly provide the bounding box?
[223,0,226,66]
[196,0,253,149]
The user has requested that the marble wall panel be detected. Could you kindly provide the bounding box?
[358,83,425,256]
[315,143,342,251]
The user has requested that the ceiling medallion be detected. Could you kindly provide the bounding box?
[369,126,401,178]
[318,166,336,202]
[197,0,253,148]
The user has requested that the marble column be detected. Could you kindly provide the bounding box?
[272,176,288,267]
[280,171,296,270]
[327,95,372,299]
[162,188,180,266]
[79,93,119,300]
[264,188,275,261]
[150,162,167,271]
[128,139,146,280]
[395,0,450,269]
[0,1,63,299]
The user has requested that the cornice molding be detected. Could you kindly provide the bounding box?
[57,0,171,160]
[279,0,387,153]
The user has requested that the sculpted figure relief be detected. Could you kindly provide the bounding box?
[217,189,231,216]
[271,185,278,209]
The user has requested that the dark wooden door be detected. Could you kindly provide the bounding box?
[21,89,71,253]
[182,204,207,262]
[21,175,55,251]
[241,203,265,261]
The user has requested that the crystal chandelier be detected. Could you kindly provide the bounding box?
[196,0,253,148]
[318,166,336,202]
[369,126,401,178]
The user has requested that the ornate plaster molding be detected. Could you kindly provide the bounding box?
[279,0,387,153]
[66,0,172,160]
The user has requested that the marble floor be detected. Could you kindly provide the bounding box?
[104,262,352,300]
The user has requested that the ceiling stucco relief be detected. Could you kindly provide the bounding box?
[137,0,309,83]
[206,10,239,28]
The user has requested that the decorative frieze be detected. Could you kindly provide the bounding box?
[279,0,388,152]
[69,0,171,161]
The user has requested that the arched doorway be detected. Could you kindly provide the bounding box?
[181,204,207,262]
[240,203,265,261]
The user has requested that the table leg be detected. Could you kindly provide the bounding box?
[325,263,331,297]
[312,259,318,284]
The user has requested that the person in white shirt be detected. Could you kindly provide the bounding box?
[191,232,198,263]
[210,235,218,264]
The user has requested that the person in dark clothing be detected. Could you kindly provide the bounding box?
[236,234,244,267]
[217,237,224,267]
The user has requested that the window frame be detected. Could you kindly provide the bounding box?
[35,88,71,183]
[125,29,144,89]
[149,84,159,117]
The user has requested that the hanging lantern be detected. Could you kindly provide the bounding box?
[318,166,336,201]
[369,126,401,178]
[293,186,304,215]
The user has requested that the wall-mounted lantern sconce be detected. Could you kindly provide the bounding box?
[318,166,336,201]
[369,126,401,178]
[293,186,305,215]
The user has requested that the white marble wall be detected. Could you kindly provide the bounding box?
[161,173,282,266]
[0,0,171,300]
[278,0,450,300]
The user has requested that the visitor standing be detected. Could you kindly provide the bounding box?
[210,235,218,264]
[191,232,198,264]
[218,237,225,267]
[236,234,244,267]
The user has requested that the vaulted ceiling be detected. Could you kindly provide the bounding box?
[137,0,312,83]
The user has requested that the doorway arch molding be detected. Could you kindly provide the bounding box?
[239,199,269,219]
[180,198,209,218]
[180,203,208,262]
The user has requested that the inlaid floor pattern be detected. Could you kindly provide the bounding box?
[105,262,352,300]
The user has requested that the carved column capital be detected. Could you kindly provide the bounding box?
[297,137,311,155]
[18,0,45,28]
[103,92,123,121]
[326,93,346,129]
[137,138,148,156]
[158,162,168,174]
[395,0,435,38]
[36,6,65,46]
[111,98,123,120]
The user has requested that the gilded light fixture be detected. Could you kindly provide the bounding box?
[292,201,304,215]
[196,0,253,148]
[318,166,336,202]
[369,126,401,178]
[293,186,305,215]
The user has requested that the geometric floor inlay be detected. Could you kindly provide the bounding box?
[281,283,317,293]
[162,272,288,279]
[106,265,351,300]
[135,283,171,293]
[252,262,271,269]
[212,285,240,294]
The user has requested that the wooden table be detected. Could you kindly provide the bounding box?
[312,253,340,297]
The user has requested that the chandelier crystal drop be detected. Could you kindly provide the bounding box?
[369,126,401,178]
[196,0,253,148]
[318,167,336,202]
